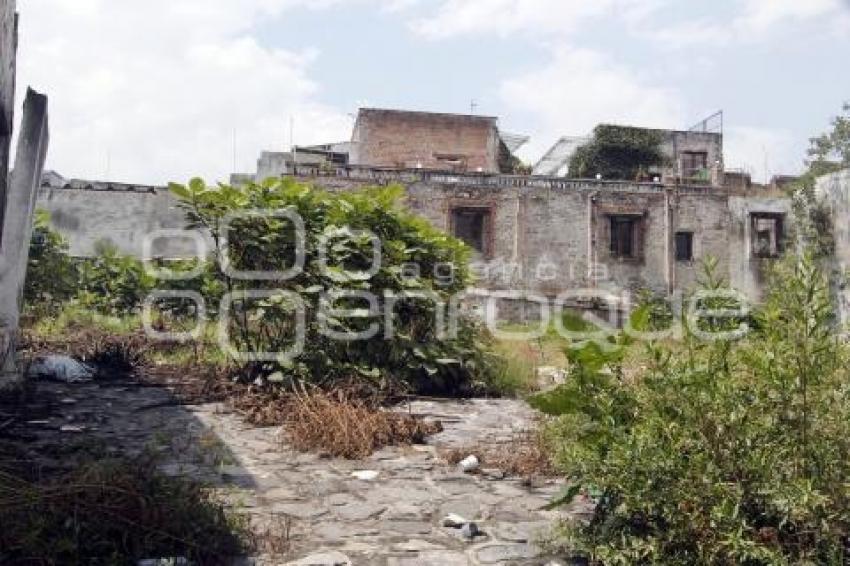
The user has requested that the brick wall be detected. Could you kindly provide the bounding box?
[350,109,500,173]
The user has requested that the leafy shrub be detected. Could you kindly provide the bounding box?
[537,252,850,564]
[26,215,158,320]
[24,210,77,314]
[77,244,156,317]
[168,177,493,395]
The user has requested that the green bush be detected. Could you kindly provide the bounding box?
[76,244,156,317]
[537,252,850,564]
[24,210,77,314]
[169,177,493,395]
[26,216,157,320]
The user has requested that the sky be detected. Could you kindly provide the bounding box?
[12,0,850,185]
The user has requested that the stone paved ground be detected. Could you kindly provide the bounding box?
[8,380,586,565]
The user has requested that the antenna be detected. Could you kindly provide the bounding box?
[470,100,478,114]
[290,116,296,174]
[232,128,237,174]
[763,145,769,185]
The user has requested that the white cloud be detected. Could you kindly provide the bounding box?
[735,0,850,35]
[410,0,646,39]
[644,0,850,48]
[500,46,686,159]
[411,0,850,46]
[14,0,352,185]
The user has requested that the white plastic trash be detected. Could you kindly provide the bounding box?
[458,455,480,473]
[351,470,380,481]
[28,355,95,383]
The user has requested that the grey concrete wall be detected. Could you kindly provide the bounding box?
[816,169,850,326]
[36,185,199,258]
[661,130,724,185]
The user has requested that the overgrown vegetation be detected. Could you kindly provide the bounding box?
[0,456,250,565]
[536,252,850,564]
[24,210,77,315]
[167,177,498,396]
[443,427,557,479]
[568,124,666,181]
[23,180,516,397]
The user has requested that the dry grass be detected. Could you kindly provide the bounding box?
[229,386,292,427]
[443,427,557,479]
[21,326,150,377]
[251,513,293,555]
[282,387,443,459]
[0,456,250,564]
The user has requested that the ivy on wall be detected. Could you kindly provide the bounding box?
[568,124,667,181]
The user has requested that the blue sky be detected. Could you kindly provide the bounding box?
[14,0,850,184]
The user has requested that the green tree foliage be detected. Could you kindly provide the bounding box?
[805,101,850,179]
[76,243,156,317]
[24,210,77,314]
[169,177,494,395]
[26,213,158,318]
[568,125,666,181]
[537,253,850,564]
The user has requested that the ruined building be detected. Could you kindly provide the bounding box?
[36,108,803,320]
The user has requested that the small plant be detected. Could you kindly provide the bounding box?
[443,427,556,479]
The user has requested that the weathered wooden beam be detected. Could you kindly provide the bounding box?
[0,89,49,385]
[0,0,17,248]
[0,90,49,383]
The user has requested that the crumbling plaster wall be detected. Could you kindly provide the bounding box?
[36,171,787,320]
[816,169,850,326]
[661,130,724,183]
[727,195,792,301]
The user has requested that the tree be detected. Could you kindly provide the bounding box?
[568,125,666,181]
[804,101,850,179]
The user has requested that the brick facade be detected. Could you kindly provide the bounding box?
[350,109,501,173]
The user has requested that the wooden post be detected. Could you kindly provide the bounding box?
[0,0,50,388]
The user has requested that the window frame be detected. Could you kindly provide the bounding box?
[681,150,709,180]
[750,212,785,259]
[450,206,493,258]
[674,231,694,262]
[607,214,644,261]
